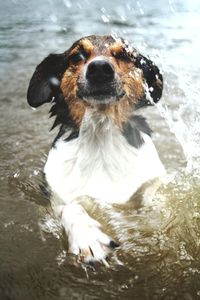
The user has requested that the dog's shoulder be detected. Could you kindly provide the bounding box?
[122,114,152,149]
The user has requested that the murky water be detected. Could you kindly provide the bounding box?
[1,0,200,299]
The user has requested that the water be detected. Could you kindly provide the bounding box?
[0,0,200,299]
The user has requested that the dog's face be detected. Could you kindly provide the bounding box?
[27,35,163,127]
[62,36,143,104]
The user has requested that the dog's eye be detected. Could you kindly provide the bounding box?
[113,51,130,61]
[70,52,87,64]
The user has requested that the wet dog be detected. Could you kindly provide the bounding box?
[27,35,165,264]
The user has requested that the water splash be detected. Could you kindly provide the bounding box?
[155,73,200,178]
[107,32,200,181]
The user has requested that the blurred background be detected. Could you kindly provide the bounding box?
[0,0,200,299]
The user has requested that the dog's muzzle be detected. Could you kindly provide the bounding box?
[86,59,115,84]
[77,58,125,103]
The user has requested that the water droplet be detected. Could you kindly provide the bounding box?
[49,14,57,23]
[4,221,15,228]
[50,77,60,86]
[33,169,39,176]
[14,171,20,178]
[121,284,128,290]
[101,14,110,23]
[63,0,72,8]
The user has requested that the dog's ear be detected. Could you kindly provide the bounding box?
[27,53,67,108]
[135,54,163,108]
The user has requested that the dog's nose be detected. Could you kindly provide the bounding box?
[86,60,115,83]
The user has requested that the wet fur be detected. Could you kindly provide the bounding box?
[27,35,165,264]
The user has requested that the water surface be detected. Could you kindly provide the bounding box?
[0,0,200,299]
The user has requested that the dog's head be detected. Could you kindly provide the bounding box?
[27,35,163,127]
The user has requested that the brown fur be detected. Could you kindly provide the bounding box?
[60,36,145,128]
[69,39,94,58]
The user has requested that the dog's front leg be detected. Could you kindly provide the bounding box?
[54,202,118,264]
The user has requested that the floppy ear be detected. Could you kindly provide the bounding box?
[135,54,163,108]
[27,53,67,108]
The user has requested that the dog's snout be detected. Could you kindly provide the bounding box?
[86,60,115,83]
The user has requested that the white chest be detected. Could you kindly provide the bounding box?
[44,110,165,204]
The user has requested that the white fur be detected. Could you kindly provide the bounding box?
[44,107,165,262]
[45,108,165,204]
[60,202,113,263]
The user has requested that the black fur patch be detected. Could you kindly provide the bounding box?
[135,54,163,107]
[27,53,68,108]
[123,115,152,148]
[49,92,79,146]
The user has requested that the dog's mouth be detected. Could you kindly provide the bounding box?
[77,82,125,104]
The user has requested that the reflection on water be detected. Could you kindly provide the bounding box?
[0,0,200,299]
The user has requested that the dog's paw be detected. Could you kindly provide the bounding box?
[60,203,119,265]
[67,220,119,265]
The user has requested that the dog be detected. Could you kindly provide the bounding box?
[27,35,165,264]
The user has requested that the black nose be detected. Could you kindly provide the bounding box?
[86,60,115,84]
